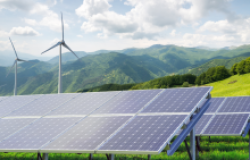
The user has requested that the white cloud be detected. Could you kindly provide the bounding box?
[24,18,38,26]
[0,30,9,37]
[0,0,35,11]
[170,30,176,36]
[76,0,235,40]
[76,0,111,18]
[0,0,68,32]
[198,18,250,43]
[10,26,40,36]
[0,40,10,51]
[77,35,83,38]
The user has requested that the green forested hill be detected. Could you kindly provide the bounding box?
[1,52,174,95]
[2,44,250,96]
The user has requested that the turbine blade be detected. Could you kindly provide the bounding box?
[9,37,18,58]
[17,59,35,64]
[62,43,79,59]
[41,42,61,54]
[61,12,64,41]
[6,60,17,77]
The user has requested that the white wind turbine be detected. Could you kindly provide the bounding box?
[41,13,79,94]
[7,37,30,96]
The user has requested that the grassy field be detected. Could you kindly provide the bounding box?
[1,74,250,160]
[207,73,250,97]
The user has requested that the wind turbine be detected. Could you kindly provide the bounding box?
[7,37,29,96]
[41,13,79,94]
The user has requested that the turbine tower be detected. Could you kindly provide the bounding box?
[7,38,29,96]
[41,13,79,94]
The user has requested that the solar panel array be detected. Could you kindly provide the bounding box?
[194,97,250,136]
[0,87,211,155]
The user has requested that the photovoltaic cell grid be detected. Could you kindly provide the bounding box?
[0,95,42,117]
[48,91,120,116]
[205,98,225,113]
[6,93,80,117]
[0,117,81,152]
[0,118,37,142]
[142,87,210,113]
[218,97,250,112]
[98,115,187,153]
[42,116,131,152]
[202,114,249,135]
[93,90,162,114]
[195,115,213,135]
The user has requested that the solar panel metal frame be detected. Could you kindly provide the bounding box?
[40,115,133,154]
[95,87,212,155]
[0,87,212,155]
[5,93,81,118]
[201,114,250,136]
[40,90,166,154]
[198,97,250,136]
[0,117,83,153]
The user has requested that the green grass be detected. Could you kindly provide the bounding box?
[207,73,250,97]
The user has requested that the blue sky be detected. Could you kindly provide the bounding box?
[0,0,250,57]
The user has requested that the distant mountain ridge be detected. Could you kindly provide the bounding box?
[1,44,250,95]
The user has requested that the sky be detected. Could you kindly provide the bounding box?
[0,0,250,57]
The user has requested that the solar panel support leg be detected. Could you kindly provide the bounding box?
[190,128,196,160]
[148,154,151,160]
[42,153,48,160]
[196,136,201,158]
[184,140,192,160]
[110,154,115,160]
[89,153,93,160]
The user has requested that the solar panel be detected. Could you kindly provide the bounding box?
[218,97,250,112]
[202,114,249,136]
[0,117,81,152]
[195,115,213,135]
[98,115,187,154]
[48,92,120,116]
[0,97,8,102]
[142,87,211,113]
[6,93,80,117]
[0,95,42,117]
[0,118,37,142]
[41,116,131,153]
[205,98,225,113]
[93,90,162,114]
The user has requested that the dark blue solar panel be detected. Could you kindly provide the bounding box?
[0,118,37,141]
[195,115,213,135]
[0,95,42,117]
[142,87,211,113]
[6,93,79,117]
[48,92,119,116]
[218,97,250,112]
[205,98,225,113]
[0,117,81,151]
[202,114,249,135]
[41,116,131,152]
[98,115,186,152]
[93,90,162,114]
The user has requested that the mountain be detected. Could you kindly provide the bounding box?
[1,43,250,95]
[0,52,173,95]
[47,51,88,64]
[0,60,54,95]
[0,50,52,67]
